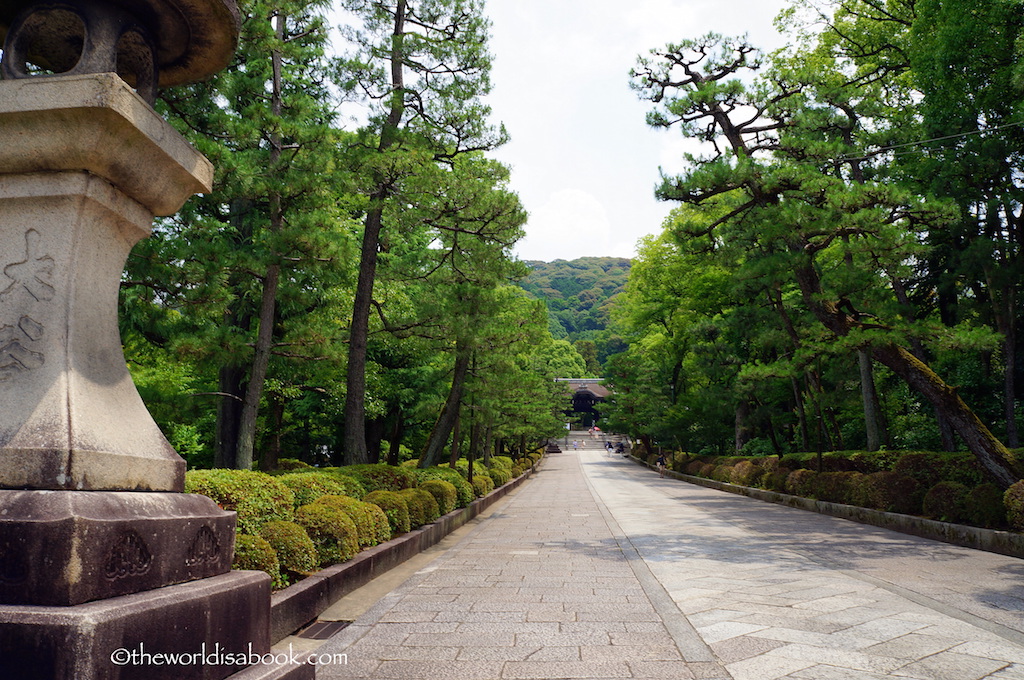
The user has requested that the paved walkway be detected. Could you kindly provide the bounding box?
[314,443,1024,679]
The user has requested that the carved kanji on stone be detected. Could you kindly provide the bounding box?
[1,229,54,302]
[0,230,51,380]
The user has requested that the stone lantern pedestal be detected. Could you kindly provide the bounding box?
[0,74,310,680]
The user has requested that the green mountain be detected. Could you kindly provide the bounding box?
[518,257,631,372]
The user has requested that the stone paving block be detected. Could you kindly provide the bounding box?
[710,634,787,663]
[523,645,581,661]
[767,643,909,674]
[343,643,460,661]
[749,625,877,650]
[433,610,525,623]
[455,645,543,662]
[862,632,959,659]
[516,631,612,646]
[789,663,895,679]
[371,660,505,679]
[695,620,769,644]
[792,595,878,613]
[502,661,633,679]
[609,631,675,646]
[840,617,931,641]
[951,640,1024,664]
[893,651,1011,680]
[582,644,682,661]
[624,660,696,678]
[725,652,817,680]
[989,663,1024,679]
[688,608,752,627]
[455,621,559,635]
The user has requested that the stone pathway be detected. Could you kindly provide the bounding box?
[313,442,1024,679]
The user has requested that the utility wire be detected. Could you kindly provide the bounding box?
[839,119,1024,163]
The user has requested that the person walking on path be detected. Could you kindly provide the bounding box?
[656,451,667,477]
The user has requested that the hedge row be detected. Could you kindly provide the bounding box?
[664,450,1011,530]
[185,452,541,588]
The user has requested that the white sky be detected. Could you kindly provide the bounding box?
[485,0,792,262]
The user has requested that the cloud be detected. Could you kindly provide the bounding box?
[515,189,617,261]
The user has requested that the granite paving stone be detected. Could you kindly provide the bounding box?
[312,441,1024,679]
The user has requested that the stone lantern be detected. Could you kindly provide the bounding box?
[0,2,308,678]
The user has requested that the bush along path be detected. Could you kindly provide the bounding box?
[631,450,1024,560]
[185,450,545,590]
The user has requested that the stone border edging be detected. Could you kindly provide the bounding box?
[628,455,1024,561]
[268,461,541,643]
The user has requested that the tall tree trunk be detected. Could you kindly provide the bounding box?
[420,340,472,467]
[447,410,462,467]
[387,407,403,466]
[343,0,408,465]
[236,13,286,471]
[260,396,285,471]
[734,400,752,453]
[215,365,245,468]
[792,376,810,451]
[858,350,883,451]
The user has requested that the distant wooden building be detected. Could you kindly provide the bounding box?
[556,378,611,427]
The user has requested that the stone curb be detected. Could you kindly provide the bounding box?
[268,459,543,643]
[628,455,1024,560]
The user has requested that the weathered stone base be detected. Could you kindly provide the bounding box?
[0,571,271,680]
[0,490,236,605]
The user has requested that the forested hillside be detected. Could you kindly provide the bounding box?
[518,257,631,374]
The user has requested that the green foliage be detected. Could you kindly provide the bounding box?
[486,466,511,488]
[419,479,458,515]
[295,503,360,567]
[922,482,969,523]
[258,520,318,578]
[185,469,294,535]
[363,490,411,535]
[416,467,475,508]
[336,464,417,494]
[965,484,1007,529]
[314,495,383,547]
[277,472,359,508]
[1004,481,1024,531]
[398,488,440,528]
[471,474,494,497]
[232,534,284,590]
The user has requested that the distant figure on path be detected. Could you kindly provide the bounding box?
[656,452,667,477]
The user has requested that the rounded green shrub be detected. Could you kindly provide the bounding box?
[1003,480,1024,531]
[685,460,705,476]
[764,468,791,493]
[892,452,943,491]
[730,461,763,488]
[185,469,294,535]
[487,467,511,488]
[964,483,1007,529]
[491,456,514,470]
[337,464,417,493]
[699,463,716,478]
[295,503,359,566]
[276,458,312,471]
[364,490,410,535]
[416,467,474,508]
[419,479,458,515]
[233,534,284,589]
[315,495,380,547]
[399,488,440,527]
[277,472,357,508]
[812,471,863,504]
[922,481,969,523]
[258,520,317,577]
[855,471,920,514]
[471,474,495,497]
[527,452,542,465]
[785,469,817,497]
[711,465,734,483]
[510,465,525,478]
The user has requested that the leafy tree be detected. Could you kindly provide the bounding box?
[335,0,507,464]
[631,30,1020,486]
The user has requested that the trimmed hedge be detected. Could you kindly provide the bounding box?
[258,520,317,578]
[185,469,294,535]
[419,479,458,515]
[295,503,360,567]
[965,483,1006,529]
[364,490,411,535]
[471,474,495,497]
[277,472,362,508]
[233,534,284,589]
[335,464,417,493]
[1005,481,1024,531]
[399,488,440,528]
[487,466,512,488]
[922,482,969,523]
[314,494,384,547]
[416,467,475,508]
